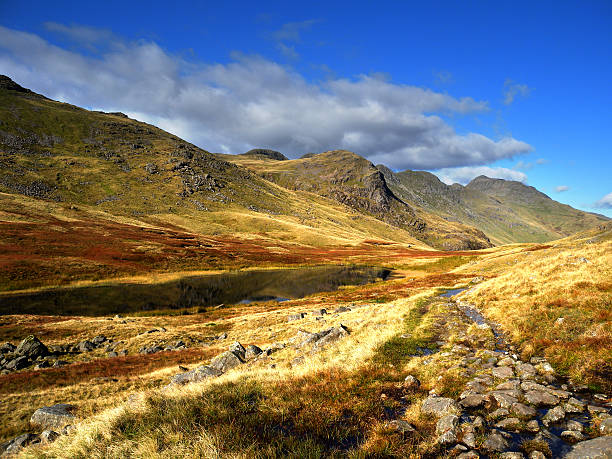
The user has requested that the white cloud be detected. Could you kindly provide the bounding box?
[594,192,612,209]
[272,20,320,42]
[0,25,533,169]
[434,166,528,185]
[504,79,532,105]
[555,185,570,192]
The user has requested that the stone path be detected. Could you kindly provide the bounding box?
[400,292,612,458]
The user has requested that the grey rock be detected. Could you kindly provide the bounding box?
[170,365,223,385]
[560,430,586,443]
[489,408,510,420]
[529,452,546,459]
[436,414,459,435]
[565,397,586,413]
[495,417,521,431]
[229,341,246,359]
[334,306,351,313]
[492,392,519,409]
[524,390,559,406]
[600,417,612,435]
[0,342,16,354]
[40,430,60,443]
[517,363,537,379]
[4,433,39,454]
[512,402,537,419]
[500,453,525,459]
[312,325,350,351]
[244,345,263,360]
[16,335,48,359]
[566,419,584,432]
[588,405,609,415]
[52,360,69,367]
[492,366,514,379]
[287,313,306,322]
[564,436,612,458]
[30,404,76,430]
[461,394,489,408]
[542,405,565,426]
[91,335,107,346]
[387,419,416,434]
[209,351,244,372]
[403,375,420,390]
[496,379,521,391]
[77,340,95,352]
[311,309,327,316]
[526,420,540,432]
[457,452,480,459]
[437,428,458,445]
[421,396,460,417]
[5,355,30,371]
[482,430,509,452]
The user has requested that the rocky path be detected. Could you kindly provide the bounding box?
[407,290,612,458]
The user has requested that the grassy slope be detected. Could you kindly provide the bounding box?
[0,79,442,291]
[379,167,608,246]
[457,222,612,389]
[219,150,493,250]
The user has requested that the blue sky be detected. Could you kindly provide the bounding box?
[1,1,611,216]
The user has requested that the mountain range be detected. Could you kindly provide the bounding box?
[0,74,607,274]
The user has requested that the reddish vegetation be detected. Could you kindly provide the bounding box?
[523,245,553,252]
[0,210,484,291]
[0,347,219,393]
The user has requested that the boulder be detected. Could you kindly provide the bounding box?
[30,404,76,430]
[209,351,244,372]
[311,309,327,317]
[461,394,489,408]
[312,325,349,351]
[421,397,460,417]
[287,313,306,322]
[16,336,48,359]
[77,340,95,352]
[244,345,263,360]
[560,430,586,443]
[170,365,223,385]
[457,452,480,459]
[564,436,612,459]
[0,342,16,354]
[500,453,525,459]
[5,355,30,371]
[229,342,246,359]
[495,417,521,430]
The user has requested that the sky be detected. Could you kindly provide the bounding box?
[1,1,611,216]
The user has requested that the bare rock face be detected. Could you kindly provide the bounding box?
[30,404,76,430]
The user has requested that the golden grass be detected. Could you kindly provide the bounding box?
[457,224,612,390]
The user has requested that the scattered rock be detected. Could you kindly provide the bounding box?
[3,433,39,454]
[228,342,246,360]
[524,390,559,406]
[495,417,521,431]
[512,402,537,419]
[334,306,351,313]
[30,404,76,430]
[492,366,515,379]
[461,394,489,408]
[436,414,459,435]
[560,430,586,443]
[600,417,612,435]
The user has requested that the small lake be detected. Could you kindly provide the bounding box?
[0,265,391,316]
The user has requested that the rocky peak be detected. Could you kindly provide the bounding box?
[242,149,288,161]
[0,75,33,93]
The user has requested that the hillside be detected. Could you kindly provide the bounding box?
[378,166,608,245]
[218,150,493,250]
[0,75,442,291]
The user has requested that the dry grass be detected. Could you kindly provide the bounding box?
[457,223,612,390]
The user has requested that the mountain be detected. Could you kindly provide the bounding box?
[377,166,609,245]
[217,150,493,250]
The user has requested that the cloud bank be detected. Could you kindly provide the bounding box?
[555,185,570,192]
[0,25,532,170]
[435,166,528,185]
[594,192,612,209]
